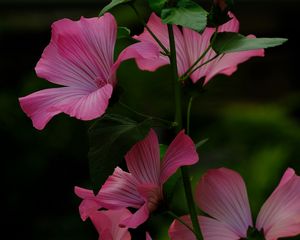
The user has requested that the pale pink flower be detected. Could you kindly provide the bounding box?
[97,129,199,228]
[169,168,300,240]
[130,13,264,85]
[19,13,159,130]
[89,209,132,240]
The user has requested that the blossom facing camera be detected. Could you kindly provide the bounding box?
[129,13,264,85]
[19,13,159,130]
[169,168,300,240]
[97,129,199,228]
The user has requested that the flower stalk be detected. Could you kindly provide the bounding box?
[167,23,202,240]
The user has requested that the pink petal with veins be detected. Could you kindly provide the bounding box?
[256,168,300,240]
[196,168,253,238]
[125,129,161,185]
[160,130,198,183]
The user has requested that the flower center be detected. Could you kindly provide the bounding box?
[242,227,265,240]
[147,188,163,212]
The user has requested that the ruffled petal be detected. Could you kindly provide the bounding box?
[169,215,198,240]
[19,84,113,130]
[120,203,150,229]
[196,168,253,238]
[125,129,161,185]
[256,168,300,240]
[199,216,241,240]
[113,42,162,72]
[74,186,102,221]
[133,13,190,76]
[90,209,132,240]
[36,13,117,89]
[98,167,144,209]
[160,130,198,184]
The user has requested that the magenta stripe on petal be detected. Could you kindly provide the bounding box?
[125,129,161,185]
[98,167,144,209]
[256,168,300,240]
[196,168,253,238]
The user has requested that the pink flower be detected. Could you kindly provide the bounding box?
[19,13,159,130]
[169,168,300,240]
[89,209,132,240]
[97,129,199,228]
[130,13,264,85]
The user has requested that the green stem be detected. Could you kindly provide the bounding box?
[167,24,182,130]
[187,96,194,136]
[129,3,170,55]
[167,211,200,238]
[187,54,220,78]
[167,24,202,240]
[180,27,219,81]
[119,102,176,127]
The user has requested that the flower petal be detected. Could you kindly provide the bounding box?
[169,215,198,240]
[125,129,161,185]
[169,215,241,240]
[36,13,117,89]
[19,84,113,130]
[160,130,198,184]
[74,186,102,221]
[133,13,190,76]
[120,203,150,229]
[146,232,152,240]
[98,167,144,209]
[196,168,253,238]
[183,14,263,84]
[90,209,132,240]
[256,168,300,240]
[113,42,162,72]
[199,216,241,240]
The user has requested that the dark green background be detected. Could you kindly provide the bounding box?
[1,0,299,239]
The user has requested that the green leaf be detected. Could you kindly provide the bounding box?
[212,32,288,54]
[88,114,154,191]
[147,0,168,15]
[161,0,208,32]
[99,0,132,16]
[117,27,131,39]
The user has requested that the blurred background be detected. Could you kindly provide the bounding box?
[1,0,299,239]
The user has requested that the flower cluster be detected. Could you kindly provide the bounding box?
[18,2,298,240]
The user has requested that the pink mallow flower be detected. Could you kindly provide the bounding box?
[130,13,264,85]
[169,168,300,240]
[75,129,199,229]
[19,13,159,130]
